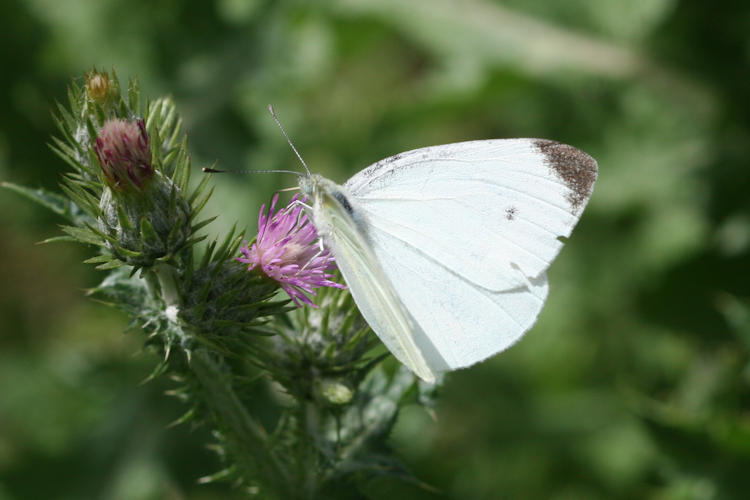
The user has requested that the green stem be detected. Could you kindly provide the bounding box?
[190,349,292,498]
[149,263,291,496]
[302,401,322,499]
[153,263,180,308]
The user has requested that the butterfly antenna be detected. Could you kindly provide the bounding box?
[268,104,312,176]
[202,167,301,176]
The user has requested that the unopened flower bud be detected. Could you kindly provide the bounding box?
[95,119,153,190]
[98,171,193,268]
[96,119,191,268]
[85,69,116,106]
[315,378,354,406]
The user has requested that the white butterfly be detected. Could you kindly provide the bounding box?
[297,138,597,383]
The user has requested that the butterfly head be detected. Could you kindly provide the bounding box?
[297,173,319,201]
[298,173,341,205]
[298,173,359,236]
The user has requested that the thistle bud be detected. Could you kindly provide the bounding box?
[85,69,116,106]
[95,119,154,191]
[98,171,193,268]
[95,119,192,268]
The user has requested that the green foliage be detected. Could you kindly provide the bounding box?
[258,287,438,497]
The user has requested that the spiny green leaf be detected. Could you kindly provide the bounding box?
[83,221,118,246]
[192,216,218,234]
[96,259,124,270]
[197,466,236,485]
[190,185,214,220]
[51,111,76,146]
[128,78,140,116]
[140,216,162,246]
[191,336,235,356]
[49,135,83,162]
[165,218,184,249]
[85,116,98,146]
[2,182,75,219]
[38,235,77,245]
[172,147,190,190]
[201,239,218,269]
[61,225,105,246]
[83,254,114,264]
[55,102,79,142]
[66,84,82,114]
[183,246,195,288]
[211,321,279,338]
[167,407,198,429]
[49,143,86,173]
[227,300,287,315]
[188,173,211,206]
[87,147,101,174]
[92,101,106,124]
[63,174,100,194]
[162,100,178,137]
[184,234,208,247]
[113,244,144,258]
[139,360,169,386]
[169,117,183,147]
[114,204,133,232]
[59,183,95,215]
[60,180,100,214]
[167,182,178,218]
[215,222,238,262]
[161,146,180,172]
[117,98,128,117]
[227,231,246,257]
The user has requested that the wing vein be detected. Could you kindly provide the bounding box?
[372,230,543,330]
[367,216,545,302]
[361,178,572,215]
[361,196,564,238]
[367,208,553,268]
[355,155,568,192]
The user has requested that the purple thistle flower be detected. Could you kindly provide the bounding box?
[94,118,153,190]
[239,194,345,307]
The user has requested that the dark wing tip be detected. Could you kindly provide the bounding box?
[534,139,598,212]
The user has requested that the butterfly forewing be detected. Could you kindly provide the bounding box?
[310,185,440,382]
[343,139,597,372]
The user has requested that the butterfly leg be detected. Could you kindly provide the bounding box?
[278,197,330,271]
[280,198,314,228]
[299,243,328,272]
[285,198,313,211]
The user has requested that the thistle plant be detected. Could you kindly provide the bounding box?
[2,70,438,499]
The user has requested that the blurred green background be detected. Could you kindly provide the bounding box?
[2,0,750,498]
